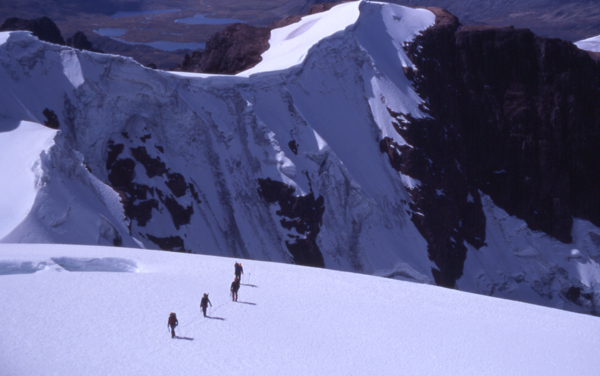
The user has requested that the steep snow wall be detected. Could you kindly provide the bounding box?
[0,121,56,239]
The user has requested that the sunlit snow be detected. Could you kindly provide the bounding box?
[575,34,600,52]
[0,121,56,238]
[239,2,361,76]
[1,244,599,375]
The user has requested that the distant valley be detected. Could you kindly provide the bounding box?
[2,0,600,70]
[0,0,309,69]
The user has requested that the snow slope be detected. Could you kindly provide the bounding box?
[0,121,56,239]
[1,243,599,375]
[575,34,600,52]
[239,1,362,76]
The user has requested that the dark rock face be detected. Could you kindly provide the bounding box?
[166,172,188,198]
[107,140,156,227]
[130,146,167,178]
[174,23,270,75]
[0,17,65,45]
[105,137,196,237]
[164,195,193,230]
[42,108,60,129]
[0,18,101,54]
[381,109,487,287]
[66,31,102,53]
[453,26,600,244]
[88,35,181,70]
[257,178,325,268]
[380,7,600,287]
[288,140,299,155]
[146,234,188,253]
[305,2,346,15]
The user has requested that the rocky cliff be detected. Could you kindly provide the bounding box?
[379,7,600,286]
[0,16,65,45]
[1,16,101,53]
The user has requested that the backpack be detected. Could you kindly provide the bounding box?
[168,313,177,326]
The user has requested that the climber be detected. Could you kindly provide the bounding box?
[234,262,244,282]
[168,312,178,338]
[200,293,212,317]
[231,277,240,302]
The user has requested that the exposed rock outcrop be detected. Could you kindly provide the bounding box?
[0,18,101,53]
[105,134,197,247]
[174,23,270,75]
[66,31,103,53]
[257,178,325,268]
[380,7,600,286]
[173,3,345,74]
[43,108,60,129]
[0,16,65,45]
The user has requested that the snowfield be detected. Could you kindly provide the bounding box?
[2,243,599,375]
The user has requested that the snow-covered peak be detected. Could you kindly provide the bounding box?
[575,34,600,52]
[239,1,435,77]
[239,2,361,76]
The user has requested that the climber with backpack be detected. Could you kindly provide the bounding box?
[200,293,212,317]
[231,277,240,302]
[234,262,244,282]
[168,312,178,338]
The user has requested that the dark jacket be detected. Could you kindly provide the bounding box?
[235,263,243,275]
[231,279,240,293]
[201,296,212,308]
